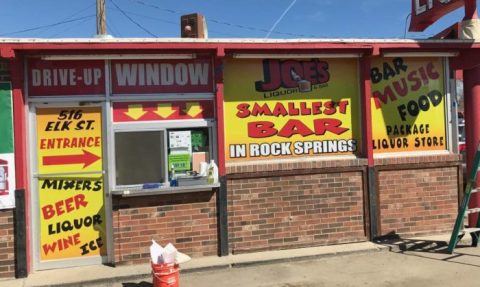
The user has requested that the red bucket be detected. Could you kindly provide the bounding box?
[151,262,180,287]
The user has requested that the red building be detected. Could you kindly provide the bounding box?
[0,38,473,277]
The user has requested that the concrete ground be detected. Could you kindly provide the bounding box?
[175,252,480,287]
[127,236,480,287]
[2,234,480,287]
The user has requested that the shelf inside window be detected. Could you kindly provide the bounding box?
[111,184,220,197]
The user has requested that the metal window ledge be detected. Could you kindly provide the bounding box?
[111,184,220,197]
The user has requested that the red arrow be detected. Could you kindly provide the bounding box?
[42,149,101,168]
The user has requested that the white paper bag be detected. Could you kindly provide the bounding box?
[150,240,164,264]
[150,241,191,264]
[163,243,177,264]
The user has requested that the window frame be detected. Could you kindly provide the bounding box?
[111,118,217,190]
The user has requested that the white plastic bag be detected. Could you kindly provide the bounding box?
[150,241,191,264]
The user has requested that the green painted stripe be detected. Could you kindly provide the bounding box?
[0,82,14,154]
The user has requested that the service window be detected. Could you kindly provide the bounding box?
[115,130,167,186]
[111,100,216,190]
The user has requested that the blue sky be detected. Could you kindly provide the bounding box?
[0,0,476,39]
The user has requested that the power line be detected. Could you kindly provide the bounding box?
[109,8,243,37]
[109,7,179,26]
[35,3,96,37]
[107,19,122,37]
[404,13,411,39]
[49,16,93,38]
[126,0,318,38]
[0,15,95,36]
[109,0,158,37]
[129,0,180,15]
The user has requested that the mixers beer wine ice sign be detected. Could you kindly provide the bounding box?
[36,107,106,260]
[224,58,361,161]
[370,57,446,153]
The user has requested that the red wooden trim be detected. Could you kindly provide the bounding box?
[1,41,479,54]
[215,48,226,176]
[0,42,373,51]
[360,57,374,167]
[10,57,31,273]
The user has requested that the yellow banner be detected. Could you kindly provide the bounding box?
[39,177,106,260]
[370,57,446,153]
[224,58,362,161]
[36,107,106,260]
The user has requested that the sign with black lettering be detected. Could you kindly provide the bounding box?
[370,57,446,153]
[36,107,106,260]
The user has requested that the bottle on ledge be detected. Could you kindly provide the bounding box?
[170,164,177,187]
[207,159,218,184]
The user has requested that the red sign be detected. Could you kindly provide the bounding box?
[28,59,105,96]
[111,58,213,94]
[409,0,464,32]
[112,100,215,122]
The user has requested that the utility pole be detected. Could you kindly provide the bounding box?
[96,0,107,36]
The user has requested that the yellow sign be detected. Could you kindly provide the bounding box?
[370,57,446,153]
[36,107,106,260]
[37,108,102,174]
[224,58,361,161]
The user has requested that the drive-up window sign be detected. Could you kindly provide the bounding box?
[110,58,213,94]
[28,59,105,96]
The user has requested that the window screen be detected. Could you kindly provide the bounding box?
[115,131,166,186]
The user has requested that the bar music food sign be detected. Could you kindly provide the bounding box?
[370,57,446,153]
[223,58,361,161]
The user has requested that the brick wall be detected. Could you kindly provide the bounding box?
[0,209,15,278]
[0,61,10,81]
[227,158,368,254]
[377,154,460,237]
[112,191,218,265]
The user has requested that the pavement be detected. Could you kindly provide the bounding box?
[0,241,385,287]
[1,233,479,287]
